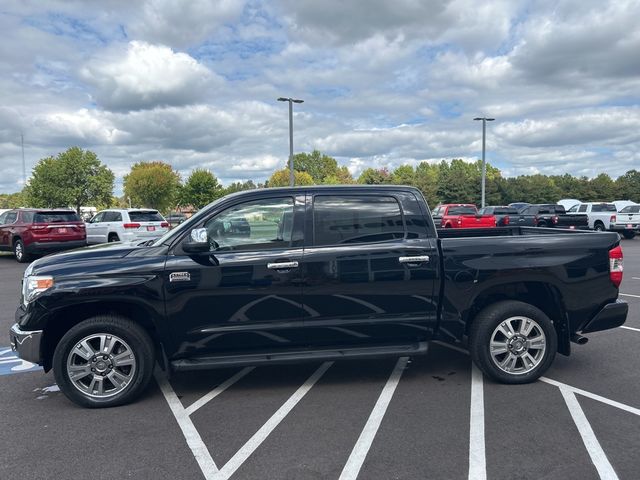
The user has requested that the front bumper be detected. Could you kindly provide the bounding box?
[9,323,43,364]
[581,300,628,333]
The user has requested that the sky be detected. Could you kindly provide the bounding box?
[1,0,639,195]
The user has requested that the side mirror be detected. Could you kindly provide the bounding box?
[183,228,210,253]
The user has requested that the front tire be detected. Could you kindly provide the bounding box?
[469,301,557,384]
[53,315,155,408]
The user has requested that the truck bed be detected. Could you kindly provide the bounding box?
[436,226,594,238]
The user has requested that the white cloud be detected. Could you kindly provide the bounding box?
[81,41,218,111]
[130,0,247,48]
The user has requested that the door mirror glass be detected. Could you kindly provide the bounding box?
[183,228,210,253]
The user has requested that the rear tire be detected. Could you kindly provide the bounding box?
[13,239,30,263]
[594,222,605,232]
[108,233,119,243]
[469,301,557,384]
[622,231,636,239]
[53,315,155,408]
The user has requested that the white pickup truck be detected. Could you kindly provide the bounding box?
[612,204,640,239]
[567,202,640,239]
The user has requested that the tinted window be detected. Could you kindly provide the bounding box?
[22,212,34,223]
[313,195,404,246]
[34,212,80,223]
[567,205,579,212]
[448,206,477,215]
[591,204,616,212]
[103,211,123,222]
[578,205,588,212]
[91,212,105,223]
[128,211,164,222]
[523,206,537,215]
[0,212,6,224]
[621,205,640,213]
[204,197,293,251]
[493,207,517,215]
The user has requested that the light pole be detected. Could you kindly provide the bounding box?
[473,117,495,208]
[277,97,304,186]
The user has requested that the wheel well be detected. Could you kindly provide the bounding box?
[108,232,119,239]
[41,301,159,371]
[466,282,570,355]
[594,220,604,227]
[12,236,21,245]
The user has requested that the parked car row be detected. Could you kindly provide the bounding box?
[0,208,170,262]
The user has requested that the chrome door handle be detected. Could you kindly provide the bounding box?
[267,261,299,270]
[399,256,429,264]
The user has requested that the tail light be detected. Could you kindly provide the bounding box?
[609,246,623,288]
[552,216,559,224]
[503,215,510,226]
[533,215,538,225]
[161,222,169,228]
[610,215,616,223]
[123,223,141,229]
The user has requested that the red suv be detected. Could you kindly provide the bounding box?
[0,209,86,263]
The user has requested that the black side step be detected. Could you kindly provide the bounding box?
[170,342,429,372]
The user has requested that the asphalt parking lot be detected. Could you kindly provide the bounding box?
[1,239,639,480]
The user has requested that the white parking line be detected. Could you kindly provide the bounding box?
[620,325,640,332]
[540,377,640,417]
[631,277,640,280]
[217,362,333,480]
[339,357,408,480]
[560,387,619,480]
[468,364,486,480]
[620,293,640,298]
[186,367,255,416]
[155,369,219,479]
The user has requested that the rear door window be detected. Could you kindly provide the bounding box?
[313,195,404,246]
[34,212,80,223]
[128,211,164,222]
[103,211,123,222]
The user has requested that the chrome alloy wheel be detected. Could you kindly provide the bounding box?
[489,316,546,375]
[66,334,137,398]
[14,242,23,260]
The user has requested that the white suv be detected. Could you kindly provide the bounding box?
[86,209,169,245]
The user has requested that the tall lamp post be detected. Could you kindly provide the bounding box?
[473,116,495,208]
[277,97,304,186]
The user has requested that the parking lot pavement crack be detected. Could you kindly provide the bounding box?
[560,387,619,480]
[216,361,333,480]
[186,367,255,416]
[155,369,219,479]
[338,356,408,480]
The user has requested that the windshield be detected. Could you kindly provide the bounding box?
[620,205,640,213]
[129,211,164,222]
[591,204,617,212]
[34,212,80,223]
[448,206,477,215]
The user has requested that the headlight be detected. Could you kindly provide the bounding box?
[22,275,54,306]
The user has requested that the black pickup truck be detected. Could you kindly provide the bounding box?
[10,186,627,407]
[515,204,589,229]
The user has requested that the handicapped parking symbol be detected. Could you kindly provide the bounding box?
[0,348,42,375]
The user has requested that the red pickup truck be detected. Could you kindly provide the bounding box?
[431,204,496,228]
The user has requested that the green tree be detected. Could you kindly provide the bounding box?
[224,180,257,195]
[322,166,355,185]
[358,167,392,184]
[615,170,640,202]
[414,162,440,207]
[391,165,416,185]
[123,161,181,212]
[293,150,339,183]
[27,147,114,213]
[0,191,26,208]
[586,173,615,202]
[179,169,223,209]
[266,169,314,187]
